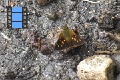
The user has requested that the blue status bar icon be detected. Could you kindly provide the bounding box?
[12,13,22,21]
[12,7,22,12]
[7,6,27,29]
[12,7,22,28]
[12,22,22,28]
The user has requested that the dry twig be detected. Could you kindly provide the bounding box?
[107,33,120,43]
[1,32,11,41]
[95,50,120,54]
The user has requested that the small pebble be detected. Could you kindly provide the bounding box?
[20,1,26,6]
[47,13,58,21]
[28,1,33,5]
[10,2,15,7]
[35,11,41,17]
[36,0,53,5]
[22,67,25,70]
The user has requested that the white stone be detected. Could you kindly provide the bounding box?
[77,55,115,80]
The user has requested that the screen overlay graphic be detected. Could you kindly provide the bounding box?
[7,6,27,29]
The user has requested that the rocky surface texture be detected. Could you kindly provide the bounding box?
[0,0,120,80]
[77,55,115,80]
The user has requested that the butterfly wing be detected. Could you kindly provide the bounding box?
[54,33,69,50]
[70,30,84,47]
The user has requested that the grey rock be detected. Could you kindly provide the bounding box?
[111,54,120,73]
[77,55,115,80]
[116,74,120,80]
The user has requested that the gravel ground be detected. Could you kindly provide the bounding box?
[0,0,120,80]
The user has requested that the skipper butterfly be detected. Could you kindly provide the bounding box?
[54,25,84,50]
